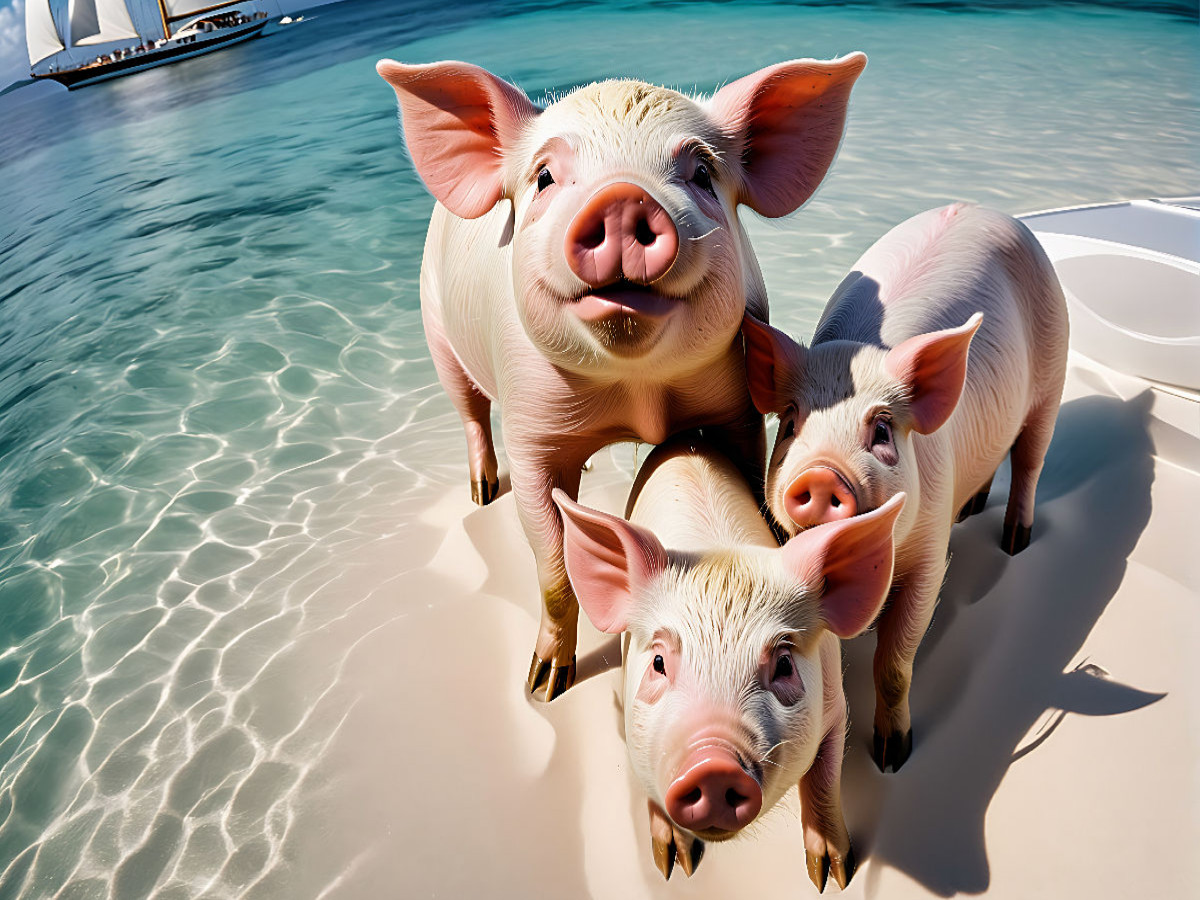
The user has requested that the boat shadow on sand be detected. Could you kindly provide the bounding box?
[840,389,1161,895]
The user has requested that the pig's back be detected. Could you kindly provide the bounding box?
[627,436,777,554]
[816,204,1061,357]
[817,203,1066,408]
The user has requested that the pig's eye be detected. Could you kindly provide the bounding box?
[772,654,794,681]
[868,415,899,466]
[870,416,894,448]
[767,646,803,705]
[690,162,715,196]
[536,167,555,192]
[653,654,666,676]
[871,418,891,445]
[781,418,795,440]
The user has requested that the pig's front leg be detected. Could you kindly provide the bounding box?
[507,439,588,701]
[647,801,704,880]
[870,548,948,772]
[799,711,854,892]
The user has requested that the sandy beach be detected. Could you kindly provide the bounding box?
[254,351,1199,899]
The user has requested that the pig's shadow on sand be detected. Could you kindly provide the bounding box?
[841,390,1162,895]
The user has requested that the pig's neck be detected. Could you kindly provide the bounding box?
[498,345,752,448]
[629,442,776,553]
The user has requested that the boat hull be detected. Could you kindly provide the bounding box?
[1019,199,1200,394]
[33,20,267,89]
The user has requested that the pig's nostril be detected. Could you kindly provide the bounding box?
[831,495,841,508]
[634,217,656,247]
[725,787,747,808]
[797,491,812,505]
[683,787,702,806]
[579,221,605,250]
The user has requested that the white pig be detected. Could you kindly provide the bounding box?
[553,436,905,890]
[743,203,1069,771]
[377,56,867,699]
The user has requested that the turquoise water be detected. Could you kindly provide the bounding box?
[0,1,1196,896]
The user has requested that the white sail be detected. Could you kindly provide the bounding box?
[164,0,244,18]
[26,0,66,65]
[70,0,139,47]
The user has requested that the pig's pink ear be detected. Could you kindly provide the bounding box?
[552,489,668,634]
[742,314,805,415]
[780,493,905,639]
[709,53,867,218]
[885,313,983,435]
[377,59,541,219]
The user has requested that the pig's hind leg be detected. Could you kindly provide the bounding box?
[423,311,500,505]
[800,719,855,891]
[1001,397,1059,555]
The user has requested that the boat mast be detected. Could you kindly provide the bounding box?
[156,0,171,39]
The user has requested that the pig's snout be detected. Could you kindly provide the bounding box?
[785,466,858,528]
[565,183,679,286]
[665,746,762,837]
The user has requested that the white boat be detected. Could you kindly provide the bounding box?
[1019,197,1200,472]
[1019,198,1200,394]
[25,0,271,89]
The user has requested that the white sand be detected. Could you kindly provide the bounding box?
[278,354,1199,899]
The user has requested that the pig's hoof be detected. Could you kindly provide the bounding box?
[806,845,856,892]
[806,850,828,892]
[650,828,703,881]
[651,830,675,881]
[678,836,704,878]
[830,845,856,890]
[649,802,703,881]
[872,727,913,773]
[955,488,990,523]
[526,652,576,701]
[1001,521,1032,555]
[470,477,500,506]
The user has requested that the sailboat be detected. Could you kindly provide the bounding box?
[25,0,272,89]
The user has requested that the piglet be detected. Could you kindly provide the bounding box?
[377,55,867,700]
[743,203,1069,771]
[553,436,905,889]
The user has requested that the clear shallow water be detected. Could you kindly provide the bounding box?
[0,1,1196,896]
